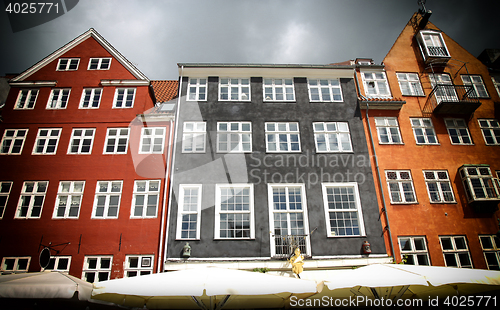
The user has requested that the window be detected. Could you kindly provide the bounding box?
[176,185,202,239]
[68,128,95,154]
[461,75,488,98]
[47,89,70,109]
[386,170,417,204]
[1,257,30,273]
[478,119,500,145]
[79,88,102,109]
[104,128,129,154]
[15,89,38,109]
[444,119,472,145]
[459,165,500,202]
[439,236,472,268]
[308,79,343,102]
[322,183,365,237]
[263,78,295,101]
[265,122,300,152]
[88,58,111,70]
[1,129,28,155]
[398,236,430,265]
[187,78,207,101]
[140,127,165,154]
[423,170,455,203]
[492,77,500,97]
[417,31,450,59]
[397,73,424,96]
[44,256,71,272]
[410,118,438,145]
[32,128,61,155]
[131,180,160,218]
[53,181,85,219]
[374,117,402,144]
[479,235,500,270]
[124,255,153,277]
[57,58,79,71]
[269,184,310,257]
[182,122,206,153]
[82,256,112,283]
[313,122,352,152]
[0,181,12,219]
[15,181,48,219]
[92,181,122,219]
[113,88,136,108]
[219,78,250,101]
[361,72,391,98]
[217,122,252,153]
[429,73,457,103]
[215,184,254,239]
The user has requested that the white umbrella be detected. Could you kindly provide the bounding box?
[92,267,321,309]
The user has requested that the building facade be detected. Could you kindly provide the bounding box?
[0,29,177,280]
[357,10,500,270]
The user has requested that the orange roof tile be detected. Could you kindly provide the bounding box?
[151,80,178,103]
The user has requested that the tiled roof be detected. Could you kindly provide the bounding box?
[151,80,178,103]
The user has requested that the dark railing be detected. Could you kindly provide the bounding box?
[427,46,449,57]
[423,84,480,115]
[273,234,308,258]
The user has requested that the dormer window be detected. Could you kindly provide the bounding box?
[417,31,450,63]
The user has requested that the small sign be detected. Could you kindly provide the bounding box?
[39,247,51,269]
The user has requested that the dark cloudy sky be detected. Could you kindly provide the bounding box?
[1,0,499,80]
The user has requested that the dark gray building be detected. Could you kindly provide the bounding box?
[164,64,391,273]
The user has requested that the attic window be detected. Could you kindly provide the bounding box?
[88,58,111,70]
[416,31,450,63]
[57,58,80,71]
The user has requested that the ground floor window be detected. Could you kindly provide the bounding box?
[439,236,472,268]
[479,235,500,270]
[43,256,71,272]
[1,256,30,273]
[398,236,430,265]
[124,255,154,277]
[82,256,112,283]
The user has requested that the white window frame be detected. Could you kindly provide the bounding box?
[308,78,343,102]
[410,118,439,145]
[374,117,403,144]
[139,127,165,154]
[103,128,130,154]
[0,181,13,219]
[1,129,28,155]
[46,88,70,109]
[113,88,136,108]
[176,184,202,240]
[57,58,80,71]
[439,236,473,268]
[313,122,352,152]
[182,122,206,153]
[268,184,311,257]
[459,166,500,202]
[321,182,365,237]
[1,257,31,273]
[52,181,85,219]
[67,128,95,154]
[15,181,48,219]
[215,184,254,239]
[444,118,473,145]
[398,236,431,266]
[265,122,301,153]
[361,71,391,98]
[187,78,207,101]
[219,78,251,101]
[32,128,61,155]
[14,89,39,109]
[131,180,161,218]
[82,256,112,283]
[479,235,500,270]
[397,73,424,96]
[492,77,500,97]
[88,58,112,70]
[217,122,252,153]
[386,170,417,204]
[429,73,457,103]
[91,181,123,219]
[79,88,102,109]
[124,255,154,277]
[478,119,500,145]
[461,75,489,98]
[423,170,456,203]
[263,78,295,102]
[43,256,71,273]
[418,30,450,59]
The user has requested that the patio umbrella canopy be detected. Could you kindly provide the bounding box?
[91,267,321,309]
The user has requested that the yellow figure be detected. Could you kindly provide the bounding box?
[289,247,304,277]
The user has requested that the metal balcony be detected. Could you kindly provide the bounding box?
[423,84,481,115]
[273,234,309,259]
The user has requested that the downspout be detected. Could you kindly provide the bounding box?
[354,70,396,261]
[162,65,184,272]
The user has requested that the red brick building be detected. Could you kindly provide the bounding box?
[0,29,177,281]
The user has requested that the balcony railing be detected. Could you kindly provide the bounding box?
[273,234,309,259]
[423,84,481,115]
[427,46,449,57]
